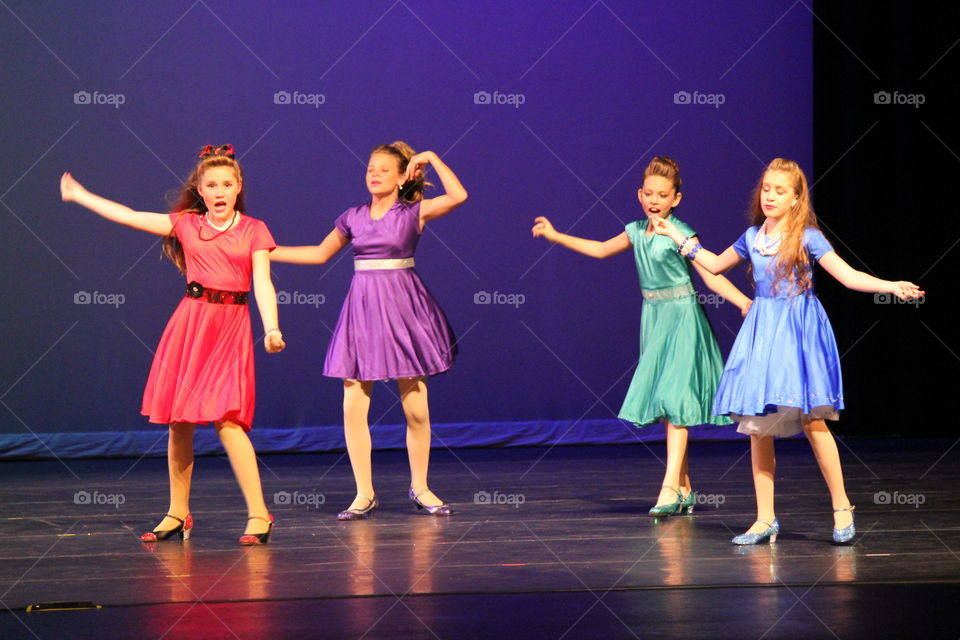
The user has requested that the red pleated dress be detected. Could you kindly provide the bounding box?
[141,212,276,431]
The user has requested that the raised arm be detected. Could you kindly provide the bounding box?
[531,217,631,259]
[407,151,468,224]
[649,216,742,274]
[60,172,173,236]
[271,228,349,265]
[817,252,923,299]
[252,249,285,353]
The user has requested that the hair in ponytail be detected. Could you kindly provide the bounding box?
[370,141,432,203]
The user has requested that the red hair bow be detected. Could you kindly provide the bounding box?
[198,144,236,159]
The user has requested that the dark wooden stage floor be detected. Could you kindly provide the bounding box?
[1,438,958,639]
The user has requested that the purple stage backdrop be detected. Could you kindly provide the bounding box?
[0,1,812,457]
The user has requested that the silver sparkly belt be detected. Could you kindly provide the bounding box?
[641,282,695,301]
[354,258,415,271]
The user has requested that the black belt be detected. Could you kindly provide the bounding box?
[186,281,248,305]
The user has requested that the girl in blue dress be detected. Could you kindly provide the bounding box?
[652,158,923,544]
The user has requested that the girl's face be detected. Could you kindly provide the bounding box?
[759,170,797,222]
[197,166,241,216]
[366,152,404,197]
[638,175,681,219]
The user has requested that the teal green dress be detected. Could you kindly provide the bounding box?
[618,217,733,427]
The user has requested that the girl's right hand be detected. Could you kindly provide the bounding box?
[60,172,85,202]
[889,281,924,300]
[532,216,557,241]
[649,215,676,237]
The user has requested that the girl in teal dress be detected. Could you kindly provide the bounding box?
[532,157,751,515]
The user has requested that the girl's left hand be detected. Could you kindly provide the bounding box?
[890,281,924,300]
[404,152,432,182]
[265,331,286,354]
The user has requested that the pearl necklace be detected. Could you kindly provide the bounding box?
[753,224,782,255]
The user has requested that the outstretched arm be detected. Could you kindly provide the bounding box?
[271,228,349,265]
[649,216,742,274]
[252,249,285,353]
[60,172,173,236]
[531,217,631,258]
[691,256,752,316]
[818,252,923,299]
[408,151,468,224]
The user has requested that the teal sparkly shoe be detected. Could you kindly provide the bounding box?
[680,490,696,515]
[832,505,856,544]
[648,486,684,517]
[731,518,780,545]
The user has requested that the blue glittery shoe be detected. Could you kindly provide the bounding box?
[832,505,856,544]
[731,518,780,545]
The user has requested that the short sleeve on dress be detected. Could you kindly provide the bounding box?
[250,219,277,253]
[804,228,834,262]
[334,208,353,240]
[624,220,641,244]
[168,211,192,239]
[732,227,754,259]
[671,217,697,239]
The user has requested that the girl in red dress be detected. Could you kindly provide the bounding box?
[61,144,285,544]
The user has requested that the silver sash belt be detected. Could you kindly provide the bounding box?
[641,282,695,301]
[354,257,415,271]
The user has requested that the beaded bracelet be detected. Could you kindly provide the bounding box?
[686,243,703,260]
[676,236,693,255]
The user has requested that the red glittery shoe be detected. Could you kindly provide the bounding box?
[239,514,274,545]
[140,514,193,542]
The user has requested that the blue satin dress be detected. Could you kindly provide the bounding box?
[712,226,843,437]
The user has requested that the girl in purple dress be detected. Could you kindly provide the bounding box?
[273,141,467,519]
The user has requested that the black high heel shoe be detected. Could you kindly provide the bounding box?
[140,513,193,543]
[239,514,274,545]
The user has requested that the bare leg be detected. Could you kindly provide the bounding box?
[216,420,270,535]
[744,434,777,534]
[656,422,690,505]
[343,379,376,512]
[399,377,443,507]
[804,419,853,529]
[154,422,195,532]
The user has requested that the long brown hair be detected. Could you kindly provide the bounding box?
[749,158,818,295]
[162,145,245,273]
[370,141,432,203]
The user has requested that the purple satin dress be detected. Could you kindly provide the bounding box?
[323,199,457,380]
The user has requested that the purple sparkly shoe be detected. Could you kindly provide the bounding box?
[409,488,452,516]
